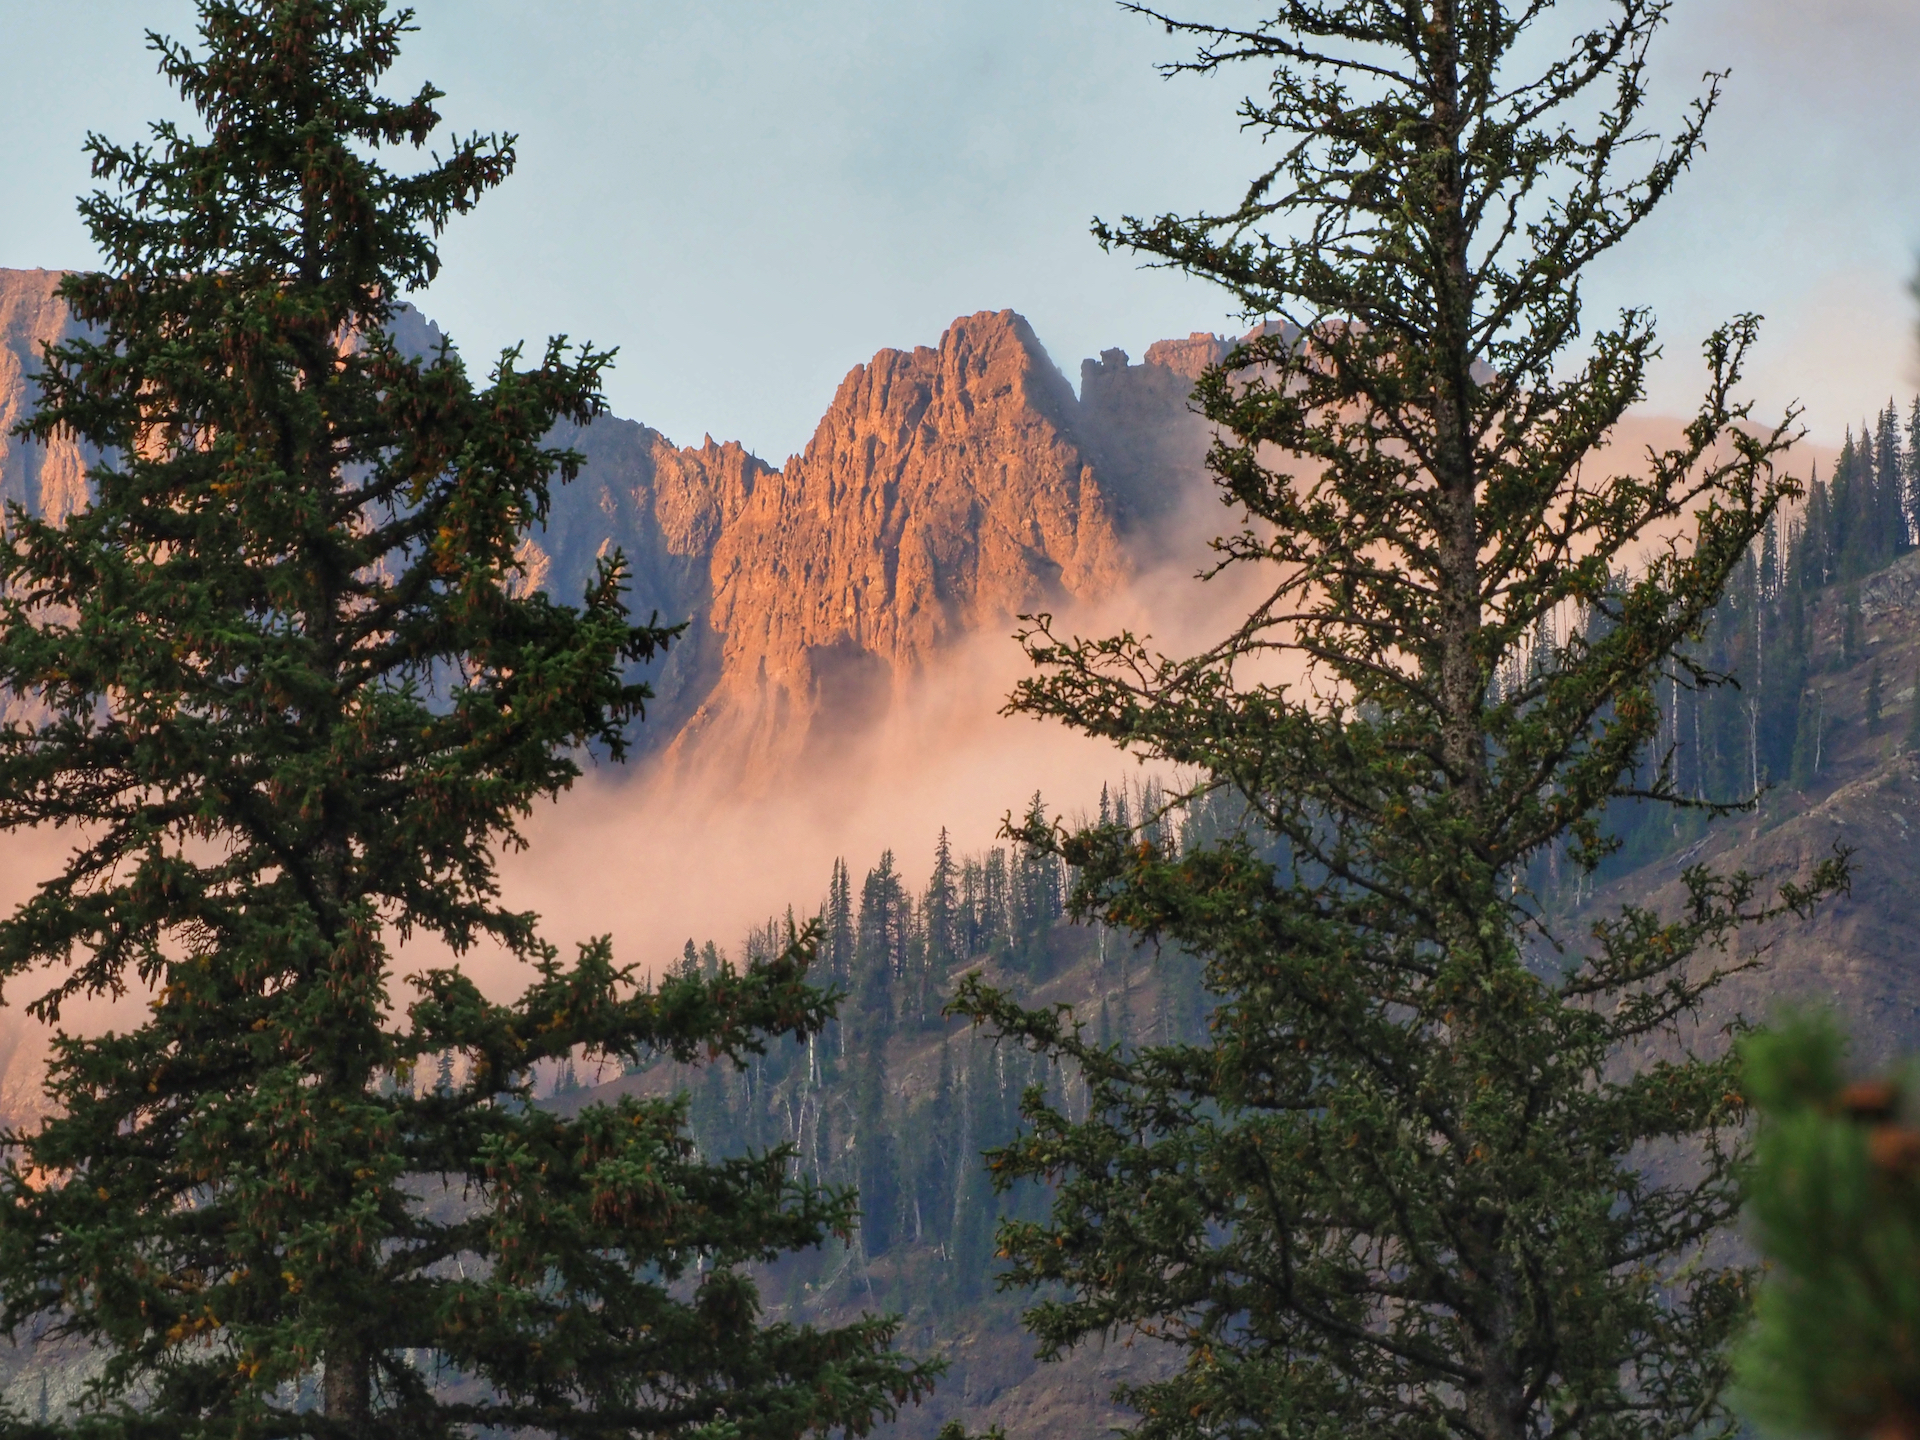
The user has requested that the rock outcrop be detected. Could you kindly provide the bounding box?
[517,308,1229,784]
[0,270,1232,785]
[0,270,89,526]
[676,311,1127,778]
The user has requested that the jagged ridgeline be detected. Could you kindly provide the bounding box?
[2,268,1239,793]
[1515,401,1920,909]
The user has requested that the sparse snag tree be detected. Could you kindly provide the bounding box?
[954,4,1845,1440]
[0,2,936,1436]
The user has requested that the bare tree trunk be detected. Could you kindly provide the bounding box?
[1464,1277,1527,1440]
[1428,0,1485,819]
[324,1336,370,1433]
[1427,9,1527,1440]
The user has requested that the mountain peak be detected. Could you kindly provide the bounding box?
[0,276,1224,788]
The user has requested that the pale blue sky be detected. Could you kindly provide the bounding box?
[3,1,1916,456]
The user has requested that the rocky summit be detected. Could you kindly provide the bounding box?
[0,273,1242,786]
[531,310,1230,786]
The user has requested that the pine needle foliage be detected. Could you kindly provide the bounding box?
[0,3,936,1436]
[1735,1015,1920,1440]
[953,5,1846,1440]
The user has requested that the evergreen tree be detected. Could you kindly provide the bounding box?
[1734,1015,1920,1440]
[956,857,985,958]
[1010,793,1064,971]
[1875,400,1907,556]
[1801,466,1835,590]
[1907,666,1920,754]
[1830,427,1864,578]
[825,858,856,987]
[916,830,960,1026]
[1907,396,1920,545]
[0,4,936,1435]
[856,852,907,1014]
[848,855,906,1257]
[980,849,1013,961]
[924,828,960,980]
[954,5,1844,1440]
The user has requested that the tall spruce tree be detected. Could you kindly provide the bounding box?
[1906,398,1920,545]
[0,3,935,1436]
[954,5,1844,1440]
[1874,402,1906,557]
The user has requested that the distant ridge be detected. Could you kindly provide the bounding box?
[0,272,1238,788]
[527,309,1240,785]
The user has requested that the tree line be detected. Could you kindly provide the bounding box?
[1510,400,1920,904]
[616,780,1217,1319]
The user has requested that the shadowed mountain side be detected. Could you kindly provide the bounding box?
[527,417,775,744]
[0,270,88,528]
[1078,330,1233,547]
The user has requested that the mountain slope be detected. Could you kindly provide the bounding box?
[0,272,1232,785]
[1570,548,1920,1058]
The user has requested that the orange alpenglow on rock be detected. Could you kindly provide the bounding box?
[0,274,1260,786]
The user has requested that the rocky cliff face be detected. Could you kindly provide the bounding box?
[0,273,1233,784]
[675,311,1127,779]
[0,271,89,527]
[519,308,1228,784]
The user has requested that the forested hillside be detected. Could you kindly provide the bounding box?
[1534,402,1920,899]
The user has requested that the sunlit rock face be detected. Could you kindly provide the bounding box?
[0,269,1233,785]
[520,308,1231,786]
[0,270,89,527]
